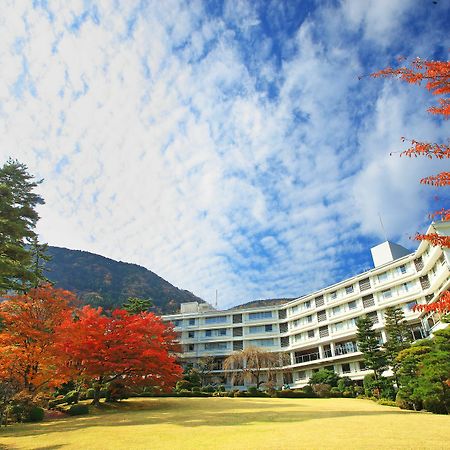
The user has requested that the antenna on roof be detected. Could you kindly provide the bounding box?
[215,290,218,308]
[378,212,388,241]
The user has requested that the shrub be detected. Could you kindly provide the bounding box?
[309,369,340,387]
[201,385,215,393]
[377,399,397,407]
[106,382,129,402]
[191,386,201,393]
[330,387,342,398]
[342,390,354,398]
[302,385,316,397]
[176,380,193,391]
[48,398,66,409]
[234,390,248,397]
[86,388,95,399]
[27,406,45,422]
[247,386,258,395]
[312,383,332,398]
[63,390,79,405]
[276,389,312,398]
[217,385,226,392]
[423,395,448,415]
[68,404,89,416]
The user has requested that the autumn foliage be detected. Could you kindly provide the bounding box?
[56,306,182,404]
[371,57,449,316]
[0,285,182,403]
[0,285,76,392]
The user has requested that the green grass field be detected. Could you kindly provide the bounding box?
[1,397,449,450]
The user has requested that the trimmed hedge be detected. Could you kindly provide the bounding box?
[68,404,89,416]
[28,407,45,422]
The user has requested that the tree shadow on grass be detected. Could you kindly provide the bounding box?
[0,398,414,440]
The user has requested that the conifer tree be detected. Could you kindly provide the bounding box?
[0,159,47,292]
[122,297,153,314]
[356,316,387,380]
[383,306,411,386]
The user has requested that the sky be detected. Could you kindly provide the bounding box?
[0,0,449,308]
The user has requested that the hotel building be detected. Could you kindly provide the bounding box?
[163,222,450,389]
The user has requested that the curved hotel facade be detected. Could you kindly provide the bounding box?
[163,222,450,389]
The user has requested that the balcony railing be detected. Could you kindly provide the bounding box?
[295,351,320,364]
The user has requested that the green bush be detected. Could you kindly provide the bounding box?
[302,385,316,397]
[27,406,45,422]
[176,380,193,391]
[48,398,66,409]
[329,387,342,398]
[312,383,332,398]
[309,369,340,387]
[63,390,79,405]
[247,386,258,395]
[377,399,397,407]
[201,385,215,393]
[68,404,89,416]
[191,386,201,393]
[342,390,354,398]
[276,389,312,398]
[85,388,95,399]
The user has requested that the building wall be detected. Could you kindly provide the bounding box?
[163,225,450,389]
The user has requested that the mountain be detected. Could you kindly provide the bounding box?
[44,246,204,314]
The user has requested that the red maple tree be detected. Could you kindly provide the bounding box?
[0,285,76,393]
[371,57,450,315]
[56,306,183,405]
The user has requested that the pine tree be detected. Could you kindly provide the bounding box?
[122,297,153,314]
[356,316,387,380]
[0,159,47,292]
[383,306,411,386]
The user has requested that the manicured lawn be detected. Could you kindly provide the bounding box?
[1,397,449,449]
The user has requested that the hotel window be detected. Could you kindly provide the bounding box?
[298,371,306,379]
[250,338,274,347]
[406,300,417,311]
[345,285,354,294]
[173,320,182,327]
[249,311,273,320]
[397,264,407,275]
[330,291,337,300]
[291,305,299,315]
[205,330,212,337]
[378,272,389,283]
[359,278,371,291]
[188,318,195,326]
[187,344,194,351]
[333,321,344,332]
[308,330,315,339]
[188,331,195,338]
[306,315,313,323]
[359,361,366,371]
[341,363,351,374]
[332,305,341,316]
[292,319,300,328]
[205,316,227,324]
[315,296,324,307]
[382,289,392,299]
[304,300,311,309]
[294,333,303,342]
[205,342,228,350]
[265,324,273,332]
[249,325,265,334]
[348,300,357,310]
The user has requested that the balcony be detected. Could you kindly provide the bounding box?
[294,351,320,364]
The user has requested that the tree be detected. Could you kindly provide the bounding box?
[308,368,340,387]
[0,159,47,292]
[196,356,216,386]
[223,346,282,389]
[356,316,387,381]
[370,58,449,314]
[0,285,76,393]
[56,306,183,405]
[383,306,412,386]
[122,297,153,314]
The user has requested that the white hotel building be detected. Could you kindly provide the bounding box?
[163,222,450,389]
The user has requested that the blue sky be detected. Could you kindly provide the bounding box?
[0,1,448,307]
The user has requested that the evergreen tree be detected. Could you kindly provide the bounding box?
[0,159,47,292]
[122,297,153,314]
[383,306,411,386]
[356,316,387,380]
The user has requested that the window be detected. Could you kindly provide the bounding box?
[205,316,227,324]
[397,264,407,275]
[173,320,182,327]
[218,328,227,336]
[249,325,272,334]
[187,344,194,351]
[378,272,388,283]
[315,296,324,307]
[265,324,273,332]
[332,305,341,316]
[406,300,417,311]
[362,295,375,308]
[345,285,354,294]
[348,300,357,310]
[292,319,300,328]
[341,363,351,374]
[401,281,414,293]
[304,300,311,309]
[359,361,366,371]
[249,338,274,347]
[306,315,313,323]
[359,278,371,291]
[249,311,272,320]
[333,321,344,332]
[308,330,315,339]
[330,291,337,300]
[382,289,392,299]
[298,371,306,379]
[294,333,303,342]
[291,305,299,315]
[188,318,195,326]
[205,342,228,350]
[188,331,195,338]
[205,330,212,337]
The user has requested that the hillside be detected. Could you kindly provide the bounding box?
[44,246,204,314]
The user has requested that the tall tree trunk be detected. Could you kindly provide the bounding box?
[92,379,102,406]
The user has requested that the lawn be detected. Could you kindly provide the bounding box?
[1,397,449,450]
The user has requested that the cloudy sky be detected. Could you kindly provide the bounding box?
[0,1,448,307]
